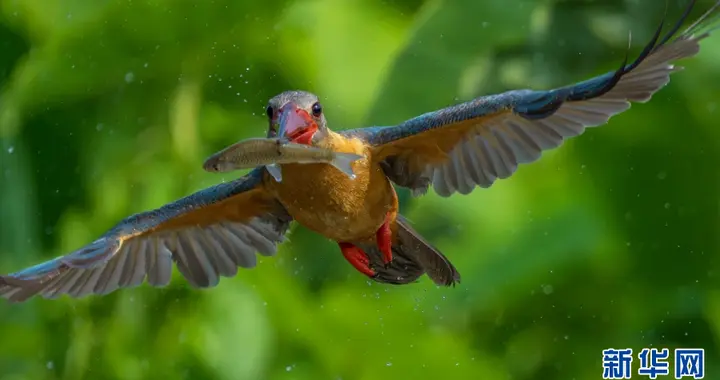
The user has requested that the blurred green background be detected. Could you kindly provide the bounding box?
[0,0,719,379]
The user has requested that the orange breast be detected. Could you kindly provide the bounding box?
[264,132,397,243]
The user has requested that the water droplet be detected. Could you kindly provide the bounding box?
[657,171,667,180]
[143,62,149,68]
[542,284,554,295]
[7,146,14,154]
[285,365,293,372]
[46,361,54,370]
[96,123,104,131]
[124,72,135,83]
[386,362,392,367]
[664,202,671,209]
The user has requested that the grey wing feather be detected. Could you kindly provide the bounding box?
[0,168,292,302]
[343,0,719,197]
[357,214,460,286]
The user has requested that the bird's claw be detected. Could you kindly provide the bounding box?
[377,213,394,267]
[338,242,376,277]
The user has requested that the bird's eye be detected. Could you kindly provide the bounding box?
[265,105,274,119]
[311,102,322,117]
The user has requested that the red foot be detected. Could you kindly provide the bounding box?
[338,242,375,277]
[376,213,393,266]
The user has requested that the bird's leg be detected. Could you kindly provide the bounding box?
[338,242,375,277]
[376,212,393,266]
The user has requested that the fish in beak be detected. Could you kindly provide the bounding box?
[277,102,318,145]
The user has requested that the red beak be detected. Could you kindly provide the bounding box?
[277,103,318,145]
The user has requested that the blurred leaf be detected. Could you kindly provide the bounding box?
[0,0,291,137]
[196,285,273,380]
[0,137,39,265]
[278,0,410,126]
[460,206,604,309]
[365,0,535,125]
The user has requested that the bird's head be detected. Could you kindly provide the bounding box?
[265,90,328,145]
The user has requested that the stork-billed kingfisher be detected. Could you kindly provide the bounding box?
[1,0,718,302]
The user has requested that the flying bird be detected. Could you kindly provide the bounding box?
[1,0,718,302]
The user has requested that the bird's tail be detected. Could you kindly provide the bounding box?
[359,214,460,287]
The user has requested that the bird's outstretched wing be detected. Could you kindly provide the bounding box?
[0,168,292,303]
[343,0,719,197]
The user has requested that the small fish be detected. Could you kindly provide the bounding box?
[202,137,364,182]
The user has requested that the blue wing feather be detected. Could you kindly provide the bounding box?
[111,167,266,237]
[343,0,715,144]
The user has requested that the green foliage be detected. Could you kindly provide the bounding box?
[1,0,719,379]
